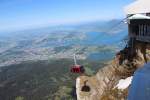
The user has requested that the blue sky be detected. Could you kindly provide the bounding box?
[0,0,133,32]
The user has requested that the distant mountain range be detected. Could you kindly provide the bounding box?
[0,19,128,99]
[0,19,127,67]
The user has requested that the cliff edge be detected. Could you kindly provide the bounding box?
[76,42,150,100]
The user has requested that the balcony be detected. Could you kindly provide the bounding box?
[136,36,150,42]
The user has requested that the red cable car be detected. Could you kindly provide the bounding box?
[71,65,85,73]
[70,54,85,74]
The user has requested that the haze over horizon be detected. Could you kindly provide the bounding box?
[0,0,133,32]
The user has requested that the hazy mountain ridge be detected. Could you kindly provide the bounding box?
[0,20,127,67]
[0,20,128,99]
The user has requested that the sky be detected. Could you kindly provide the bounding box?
[0,0,133,32]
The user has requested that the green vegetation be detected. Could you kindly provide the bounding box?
[0,59,104,100]
[15,96,24,100]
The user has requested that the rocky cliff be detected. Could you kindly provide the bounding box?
[76,41,150,100]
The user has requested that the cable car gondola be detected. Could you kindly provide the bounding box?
[70,54,85,74]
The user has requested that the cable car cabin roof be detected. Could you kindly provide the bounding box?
[129,19,150,25]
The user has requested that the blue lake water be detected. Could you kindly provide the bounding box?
[84,31,127,61]
[87,52,115,61]
[84,31,127,45]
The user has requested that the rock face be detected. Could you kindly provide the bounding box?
[76,60,127,100]
[76,42,150,100]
